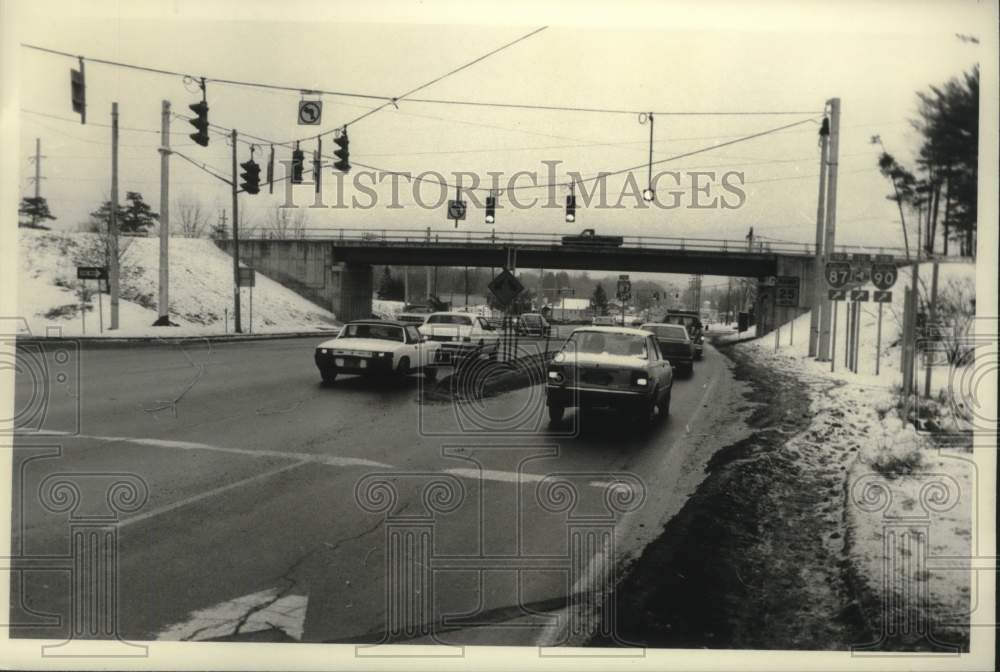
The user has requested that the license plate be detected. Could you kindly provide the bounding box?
[335,358,345,367]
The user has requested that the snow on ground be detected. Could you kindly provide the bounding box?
[733,259,978,649]
[16,229,338,338]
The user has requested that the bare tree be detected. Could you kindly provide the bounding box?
[174,194,210,238]
[264,205,308,239]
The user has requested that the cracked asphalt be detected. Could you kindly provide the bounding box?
[11,333,751,644]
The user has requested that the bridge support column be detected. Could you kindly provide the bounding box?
[755,257,816,339]
[329,262,373,322]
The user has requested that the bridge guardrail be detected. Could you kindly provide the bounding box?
[238,227,909,258]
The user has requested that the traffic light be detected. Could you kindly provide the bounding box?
[188,100,209,147]
[70,61,86,123]
[291,147,304,184]
[240,159,261,194]
[565,194,576,223]
[333,129,350,172]
[485,195,496,224]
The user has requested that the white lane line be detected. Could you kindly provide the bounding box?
[118,460,310,529]
[534,356,725,648]
[20,431,394,469]
[444,468,551,485]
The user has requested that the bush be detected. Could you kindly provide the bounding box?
[868,417,924,479]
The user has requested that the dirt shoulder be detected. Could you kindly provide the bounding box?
[590,340,872,649]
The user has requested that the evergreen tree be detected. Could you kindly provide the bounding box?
[591,283,609,315]
[18,196,56,229]
[90,191,159,235]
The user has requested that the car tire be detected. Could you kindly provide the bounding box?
[660,389,671,416]
[548,403,565,424]
[396,357,411,381]
[320,369,337,385]
[424,367,437,382]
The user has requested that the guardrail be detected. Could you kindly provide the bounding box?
[238,227,909,258]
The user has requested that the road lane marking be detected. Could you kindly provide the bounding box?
[534,352,726,648]
[17,431,394,469]
[118,460,310,529]
[157,587,308,641]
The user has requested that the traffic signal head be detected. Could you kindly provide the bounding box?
[485,195,496,224]
[70,67,86,122]
[291,149,304,184]
[565,194,576,223]
[333,130,350,172]
[240,159,261,194]
[188,100,210,147]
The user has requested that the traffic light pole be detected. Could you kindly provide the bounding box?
[231,129,242,333]
[154,100,172,326]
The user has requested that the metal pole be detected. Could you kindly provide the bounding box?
[155,100,171,325]
[875,301,883,375]
[830,300,837,373]
[818,98,840,359]
[32,138,41,228]
[250,281,254,335]
[109,103,120,329]
[231,129,242,333]
[97,280,103,334]
[810,119,830,356]
[845,300,852,369]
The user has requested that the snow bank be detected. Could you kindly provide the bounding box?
[16,229,338,337]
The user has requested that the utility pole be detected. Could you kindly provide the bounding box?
[27,138,45,227]
[817,98,841,359]
[809,117,830,357]
[154,100,172,326]
[231,129,242,333]
[109,103,120,329]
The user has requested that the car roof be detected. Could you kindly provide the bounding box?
[571,326,653,336]
[345,319,410,328]
[427,311,477,317]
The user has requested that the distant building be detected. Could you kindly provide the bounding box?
[552,297,591,321]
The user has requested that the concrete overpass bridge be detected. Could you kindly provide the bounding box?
[216,228,907,334]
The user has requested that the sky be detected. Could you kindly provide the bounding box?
[11,0,986,255]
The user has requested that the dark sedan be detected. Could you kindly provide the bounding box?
[641,323,694,376]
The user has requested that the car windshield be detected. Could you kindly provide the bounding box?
[566,331,648,358]
[644,324,688,340]
[427,314,473,326]
[522,315,541,324]
[665,315,699,328]
[340,323,404,342]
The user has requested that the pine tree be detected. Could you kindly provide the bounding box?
[90,191,158,235]
[591,283,609,315]
[18,196,56,229]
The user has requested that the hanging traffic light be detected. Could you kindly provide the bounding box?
[70,58,86,124]
[565,194,576,223]
[333,128,350,172]
[485,194,496,224]
[240,158,261,194]
[291,145,304,184]
[188,100,209,147]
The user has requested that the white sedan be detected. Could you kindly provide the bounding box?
[419,311,500,366]
[314,320,438,384]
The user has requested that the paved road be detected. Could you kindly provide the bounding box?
[11,334,749,646]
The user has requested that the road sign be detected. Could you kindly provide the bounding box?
[829,252,848,261]
[487,269,524,307]
[874,253,894,263]
[616,275,631,302]
[825,262,851,288]
[851,253,871,263]
[761,276,777,287]
[297,100,322,125]
[850,289,869,302]
[77,266,107,280]
[873,290,893,303]
[447,200,467,221]
[851,265,871,284]
[871,264,897,290]
[238,267,256,287]
[828,289,847,301]
[775,276,800,307]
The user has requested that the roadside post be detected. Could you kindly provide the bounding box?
[487,265,524,362]
[825,255,850,371]
[78,266,108,336]
[871,254,896,376]
[774,276,799,351]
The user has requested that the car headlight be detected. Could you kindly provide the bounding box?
[553,351,566,363]
[631,371,649,386]
[319,348,328,354]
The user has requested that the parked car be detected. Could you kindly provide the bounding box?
[663,310,704,360]
[641,322,694,376]
[419,312,500,366]
[546,326,673,426]
[516,313,551,337]
[396,312,430,326]
[314,320,438,384]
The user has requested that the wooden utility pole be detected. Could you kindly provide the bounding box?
[231,129,242,333]
[923,261,940,397]
[818,98,840,360]
[154,100,172,326]
[809,117,830,357]
[109,103,120,329]
[28,138,44,228]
